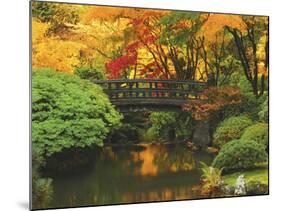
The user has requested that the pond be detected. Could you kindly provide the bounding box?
[48,142,215,208]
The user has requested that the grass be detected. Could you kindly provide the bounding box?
[223,164,268,186]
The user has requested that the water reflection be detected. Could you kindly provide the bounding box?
[50,142,214,208]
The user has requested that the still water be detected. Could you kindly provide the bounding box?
[49,142,215,208]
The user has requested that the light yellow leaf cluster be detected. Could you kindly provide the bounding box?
[32,20,86,73]
[32,19,50,45]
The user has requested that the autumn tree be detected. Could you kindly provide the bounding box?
[158,12,208,80]
[104,9,171,79]
[199,29,241,86]
[182,87,241,120]
[197,14,247,86]
[121,10,171,79]
[105,42,139,79]
[226,16,269,98]
[32,1,80,35]
[32,19,86,73]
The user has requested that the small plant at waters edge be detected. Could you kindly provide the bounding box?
[32,149,54,209]
[32,178,54,209]
[200,162,224,197]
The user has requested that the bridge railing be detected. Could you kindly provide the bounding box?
[94,79,207,101]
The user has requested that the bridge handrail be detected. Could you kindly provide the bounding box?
[93,79,207,86]
[103,88,204,94]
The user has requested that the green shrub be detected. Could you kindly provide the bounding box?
[212,140,268,172]
[150,112,177,139]
[74,66,105,81]
[32,69,122,157]
[108,112,148,144]
[149,112,192,141]
[241,123,269,149]
[213,115,253,148]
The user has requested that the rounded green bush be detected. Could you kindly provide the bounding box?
[213,115,253,148]
[241,123,269,149]
[32,69,122,157]
[212,140,268,172]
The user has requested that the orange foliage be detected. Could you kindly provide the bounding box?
[182,87,241,120]
[81,6,168,24]
[82,6,135,23]
[200,14,246,43]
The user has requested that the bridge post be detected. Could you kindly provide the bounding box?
[149,82,153,97]
[136,81,139,97]
[155,82,158,97]
[207,73,216,87]
[108,82,112,98]
[116,82,120,99]
[129,81,133,98]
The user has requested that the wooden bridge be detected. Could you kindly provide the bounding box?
[94,79,207,112]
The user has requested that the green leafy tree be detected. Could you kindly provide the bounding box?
[213,115,253,148]
[212,140,268,172]
[32,1,57,22]
[32,69,122,157]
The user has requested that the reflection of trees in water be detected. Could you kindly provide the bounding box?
[122,186,199,203]
[98,144,199,176]
[50,144,214,207]
[153,144,196,173]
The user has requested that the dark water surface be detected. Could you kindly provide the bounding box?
[49,142,215,208]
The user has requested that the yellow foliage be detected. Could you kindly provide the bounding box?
[32,19,50,44]
[33,38,86,73]
[32,20,86,73]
